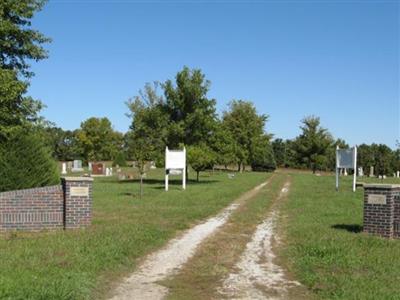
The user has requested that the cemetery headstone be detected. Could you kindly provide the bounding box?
[358,167,364,177]
[62,162,67,175]
[369,166,374,177]
[72,160,83,172]
[88,162,92,172]
[92,163,104,175]
[67,161,73,170]
[397,171,400,178]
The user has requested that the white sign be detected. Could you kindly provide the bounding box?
[336,146,357,192]
[165,147,186,191]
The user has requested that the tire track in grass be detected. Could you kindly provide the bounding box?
[109,176,274,300]
[218,179,301,299]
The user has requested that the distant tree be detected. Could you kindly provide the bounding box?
[40,127,80,161]
[210,124,237,169]
[76,117,123,161]
[293,116,333,173]
[250,135,276,172]
[0,129,59,192]
[272,139,286,167]
[187,144,216,181]
[222,100,271,172]
[113,152,127,167]
[126,82,169,166]
[162,66,218,148]
[0,0,51,139]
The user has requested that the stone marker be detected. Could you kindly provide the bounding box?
[344,168,348,176]
[88,162,92,172]
[62,162,67,175]
[358,167,364,177]
[369,166,374,177]
[72,160,83,172]
[397,171,400,178]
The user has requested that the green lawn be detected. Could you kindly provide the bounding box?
[0,169,269,300]
[282,173,400,300]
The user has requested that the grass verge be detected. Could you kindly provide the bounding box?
[0,169,269,299]
[281,173,400,299]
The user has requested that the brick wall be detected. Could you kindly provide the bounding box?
[0,177,93,232]
[363,184,400,238]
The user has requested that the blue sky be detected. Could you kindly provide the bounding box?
[29,0,399,148]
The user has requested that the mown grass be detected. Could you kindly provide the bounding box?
[281,173,400,300]
[0,169,269,300]
[164,174,285,300]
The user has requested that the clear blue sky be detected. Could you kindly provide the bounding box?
[29,0,399,148]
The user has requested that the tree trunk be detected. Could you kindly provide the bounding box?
[197,171,199,182]
[140,175,143,199]
[238,162,241,172]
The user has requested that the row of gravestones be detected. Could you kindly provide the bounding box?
[339,166,400,178]
[61,160,113,176]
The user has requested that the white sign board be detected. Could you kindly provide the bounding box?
[166,150,186,169]
[165,147,186,191]
[336,146,357,192]
[70,186,89,197]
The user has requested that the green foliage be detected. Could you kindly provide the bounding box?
[112,152,127,167]
[250,136,276,172]
[0,129,59,192]
[76,117,123,161]
[162,66,218,147]
[222,100,270,171]
[210,124,237,168]
[358,143,397,176]
[272,138,286,167]
[187,144,216,181]
[292,116,333,173]
[40,127,80,161]
[0,0,50,138]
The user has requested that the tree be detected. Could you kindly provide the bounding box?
[39,126,80,161]
[162,66,218,148]
[292,116,333,173]
[76,117,123,161]
[0,0,51,139]
[187,144,216,181]
[272,139,286,168]
[0,129,59,192]
[250,135,276,172]
[126,82,169,166]
[222,100,270,171]
[210,124,237,170]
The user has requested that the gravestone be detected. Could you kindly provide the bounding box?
[72,160,83,172]
[369,166,374,177]
[397,171,400,178]
[358,167,364,177]
[67,161,73,170]
[344,168,348,176]
[61,162,67,175]
[105,167,110,176]
[88,162,92,172]
[92,163,104,175]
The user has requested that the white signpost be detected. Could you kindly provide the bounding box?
[336,146,357,192]
[165,147,186,191]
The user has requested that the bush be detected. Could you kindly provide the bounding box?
[112,152,127,167]
[251,144,277,172]
[0,131,60,192]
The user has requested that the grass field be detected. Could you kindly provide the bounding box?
[281,173,400,300]
[0,169,269,300]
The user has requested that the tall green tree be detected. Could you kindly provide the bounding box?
[76,117,123,161]
[187,144,216,181]
[272,138,286,167]
[293,116,333,173]
[222,100,270,171]
[162,66,218,148]
[0,0,50,139]
[126,82,169,166]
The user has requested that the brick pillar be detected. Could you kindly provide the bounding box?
[363,184,400,238]
[62,177,93,229]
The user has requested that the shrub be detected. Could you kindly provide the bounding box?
[112,152,127,167]
[0,130,60,192]
[251,143,277,172]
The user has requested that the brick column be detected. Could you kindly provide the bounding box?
[62,177,93,229]
[363,184,400,238]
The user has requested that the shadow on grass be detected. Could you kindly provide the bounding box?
[117,178,219,186]
[332,224,363,233]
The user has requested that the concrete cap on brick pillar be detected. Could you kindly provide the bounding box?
[364,184,400,189]
[62,177,94,182]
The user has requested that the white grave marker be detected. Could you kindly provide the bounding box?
[165,147,186,191]
[61,162,67,175]
[336,146,357,192]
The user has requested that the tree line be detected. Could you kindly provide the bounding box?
[1,0,399,192]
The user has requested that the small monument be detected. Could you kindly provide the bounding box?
[369,166,374,177]
[88,162,92,172]
[358,167,364,177]
[92,163,104,175]
[397,171,400,178]
[61,162,67,175]
[72,160,83,172]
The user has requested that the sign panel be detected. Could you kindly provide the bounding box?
[337,149,354,168]
[70,186,89,197]
[166,150,186,169]
[368,194,387,205]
